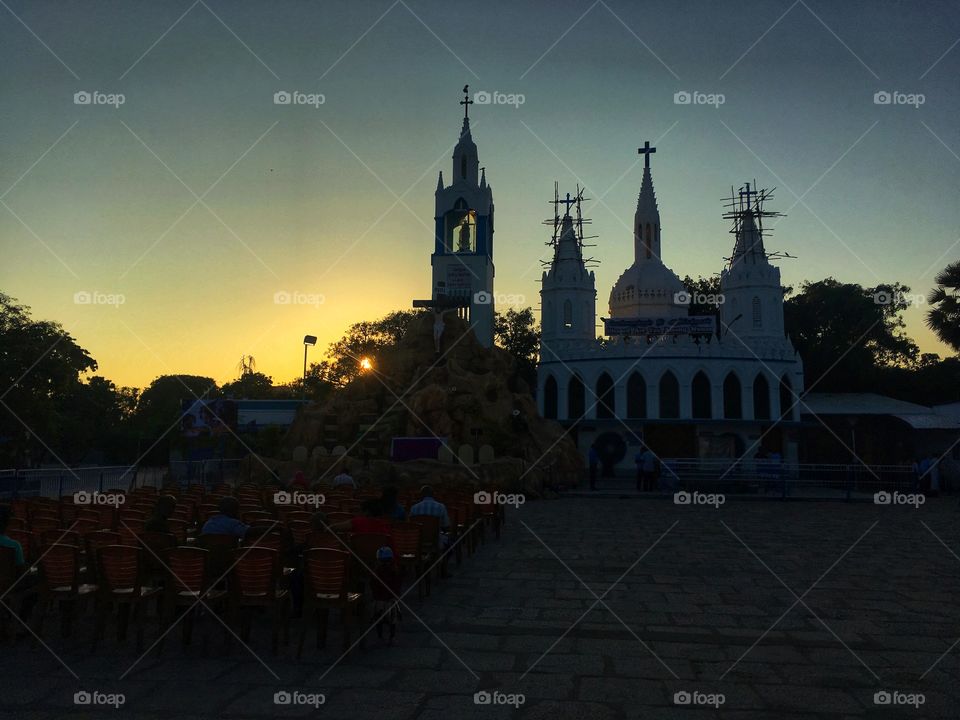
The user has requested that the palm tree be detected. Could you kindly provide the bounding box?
[926,260,960,351]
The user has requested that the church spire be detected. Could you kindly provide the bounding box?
[634,141,661,263]
[452,84,479,184]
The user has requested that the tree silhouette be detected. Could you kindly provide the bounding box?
[926,260,960,352]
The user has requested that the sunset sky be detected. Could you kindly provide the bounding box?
[2,0,958,389]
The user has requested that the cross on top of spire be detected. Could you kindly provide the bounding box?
[739,182,758,210]
[460,84,473,119]
[638,141,656,169]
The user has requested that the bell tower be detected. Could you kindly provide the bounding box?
[429,85,495,347]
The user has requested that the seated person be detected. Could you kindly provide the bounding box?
[144,494,177,534]
[409,485,450,543]
[332,466,356,489]
[201,497,249,538]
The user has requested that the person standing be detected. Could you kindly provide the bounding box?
[588,443,600,490]
[635,446,657,492]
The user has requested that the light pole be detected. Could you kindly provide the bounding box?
[302,335,317,401]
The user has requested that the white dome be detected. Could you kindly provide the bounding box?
[608,258,687,319]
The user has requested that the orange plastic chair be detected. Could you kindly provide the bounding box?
[298,548,363,656]
[34,544,96,638]
[92,545,161,651]
[229,546,289,654]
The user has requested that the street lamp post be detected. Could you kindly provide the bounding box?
[302,335,317,401]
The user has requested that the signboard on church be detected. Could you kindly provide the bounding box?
[445,264,472,290]
[603,316,716,336]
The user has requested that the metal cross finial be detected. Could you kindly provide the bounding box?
[739,182,758,210]
[638,141,656,169]
[460,84,473,119]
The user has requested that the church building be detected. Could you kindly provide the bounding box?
[537,144,804,468]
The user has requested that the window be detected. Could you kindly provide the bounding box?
[752,297,762,329]
[692,371,712,419]
[563,300,573,329]
[596,373,615,419]
[723,372,742,419]
[627,372,646,418]
[659,372,679,419]
[753,374,770,420]
[543,376,558,419]
[568,375,585,420]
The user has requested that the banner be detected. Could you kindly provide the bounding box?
[603,316,715,336]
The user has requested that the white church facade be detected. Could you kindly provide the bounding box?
[536,144,804,468]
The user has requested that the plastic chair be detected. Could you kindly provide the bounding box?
[298,548,363,656]
[229,546,289,654]
[92,545,161,651]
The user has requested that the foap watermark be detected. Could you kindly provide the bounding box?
[473,90,525,108]
[873,90,924,108]
[674,690,725,708]
[874,690,925,709]
[74,491,125,507]
[472,290,525,306]
[273,690,325,708]
[674,290,725,307]
[473,690,525,708]
[674,90,725,108]
[74,90,125,108]
[273,490,325,507]
[874,491,925,509]
[74,691,125,709]
[871,290,925,307]
[674,490,725,508]
[474,490,525,508]
[273,90,325,108]
[274,290,325,307]
[74,290,125,308]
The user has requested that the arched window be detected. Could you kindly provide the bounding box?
[461,154,467,179]
[543,376,558,419]
[692,371,712,419]
[753,374,770,420]
[645,223,652,258]
[568,375,585,420]
[752,297,762,329]
[659,372,679,419]
[563,300,573,329]
[596,373,615,419]
[723,372,742,419]
[627,372,646,418]
[779,375,794,421]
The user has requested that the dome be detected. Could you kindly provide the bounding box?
[608,258,687,319]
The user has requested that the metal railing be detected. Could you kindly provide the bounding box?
[0,459,246,500]
[637,458,918,498]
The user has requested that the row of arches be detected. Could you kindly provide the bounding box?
[543,370,796,422]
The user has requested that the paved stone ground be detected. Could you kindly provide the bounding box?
[1,496,958,719]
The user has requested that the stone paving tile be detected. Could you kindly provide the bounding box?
[1,498,959,719]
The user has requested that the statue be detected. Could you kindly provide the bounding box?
[457,218,471,252]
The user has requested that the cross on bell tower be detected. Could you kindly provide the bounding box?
[638,141,656,168]
[460,84,473,119]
